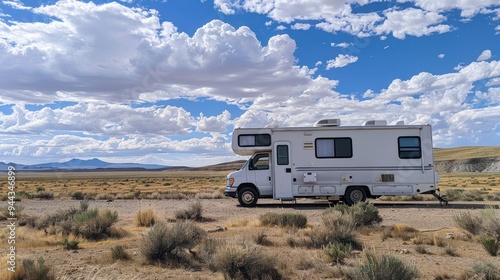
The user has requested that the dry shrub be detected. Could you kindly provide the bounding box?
[478,235,499,256]
[135,209,158,227]
[195,191,224,199]
[210,242,282,280]
[348,251,419,280]
[72,208,119,240]
[33,191,54,200]
[5,257,56,280]
[198,238,226,270]
[60,237,79,250]
[140,220,206,265]
[327,202,382,227]
[253,232,273,246]
[0,204,24,220]
[175,201,203,221]
[381,224,419,241]
[310,212,360,249]
[324,241,353,264]
[259,212,308,228]
[459,263,500,280]
[453,211,483,235]
[111,245,130,261]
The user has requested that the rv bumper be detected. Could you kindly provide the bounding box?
[224,187,237,197]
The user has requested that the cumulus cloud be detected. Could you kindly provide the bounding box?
[374,8,450,39]
[291,23,311,30]
[213,1,499,39]
[0,1,311,105]
[477,49,492,61]
[326,54,359,69]
[0,103,233,136]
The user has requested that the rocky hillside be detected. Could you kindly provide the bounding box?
[434,146,500,173]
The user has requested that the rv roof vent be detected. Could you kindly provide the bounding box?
[364,120,387,126]
[314,119,341,127]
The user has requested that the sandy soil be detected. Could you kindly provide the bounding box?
[3,198,500,279]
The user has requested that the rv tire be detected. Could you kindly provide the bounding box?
[344,187,367,206]
[238,187,258,207]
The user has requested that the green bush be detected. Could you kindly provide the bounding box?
[211,243,282,280]
[175,201,203,221]
[259,212,308,228]
[140,221,206,264]
[324,241,352,264]
[348,251,418,280]
[479,235,500,256]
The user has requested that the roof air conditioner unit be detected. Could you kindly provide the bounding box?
[314,119,341,127]
[364,120,387,126]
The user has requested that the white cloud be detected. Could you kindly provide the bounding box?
[438,54,445,58]
[212,1,499,39]
[3,0,31,10]
[291,23,311,30]
[196,110,232,132]
[326,54,359,69]
[331,42,351,48]
[0,103,234,136]
[477,49,492,61]
[374,8,450,39]
[0,2,313,105]
[412,0,500,18]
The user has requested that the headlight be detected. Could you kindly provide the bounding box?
[228,178,235,186]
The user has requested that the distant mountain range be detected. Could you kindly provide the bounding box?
[0,158,182,172]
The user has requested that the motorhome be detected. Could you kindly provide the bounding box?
[224,119,445,207]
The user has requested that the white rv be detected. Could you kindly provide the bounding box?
[224,119,444,207]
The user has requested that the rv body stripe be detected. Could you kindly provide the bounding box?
[295,166,433,172]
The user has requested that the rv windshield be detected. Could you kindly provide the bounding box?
[239,160,249,170]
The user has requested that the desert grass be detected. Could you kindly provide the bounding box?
[0,170,228,201]
[135,209,158,227]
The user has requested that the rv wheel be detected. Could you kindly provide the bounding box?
[344,187,367,206]
[238,187,258,207]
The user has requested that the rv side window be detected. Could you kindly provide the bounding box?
[315,138,352,158]
[239,134,271,147]
[398,137,421,159]
[276,145,289,165]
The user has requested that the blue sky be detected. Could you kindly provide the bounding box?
[0,0,499,166]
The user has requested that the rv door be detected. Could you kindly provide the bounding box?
[273,141,293,199]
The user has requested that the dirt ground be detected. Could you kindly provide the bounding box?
[2,198,500,279]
